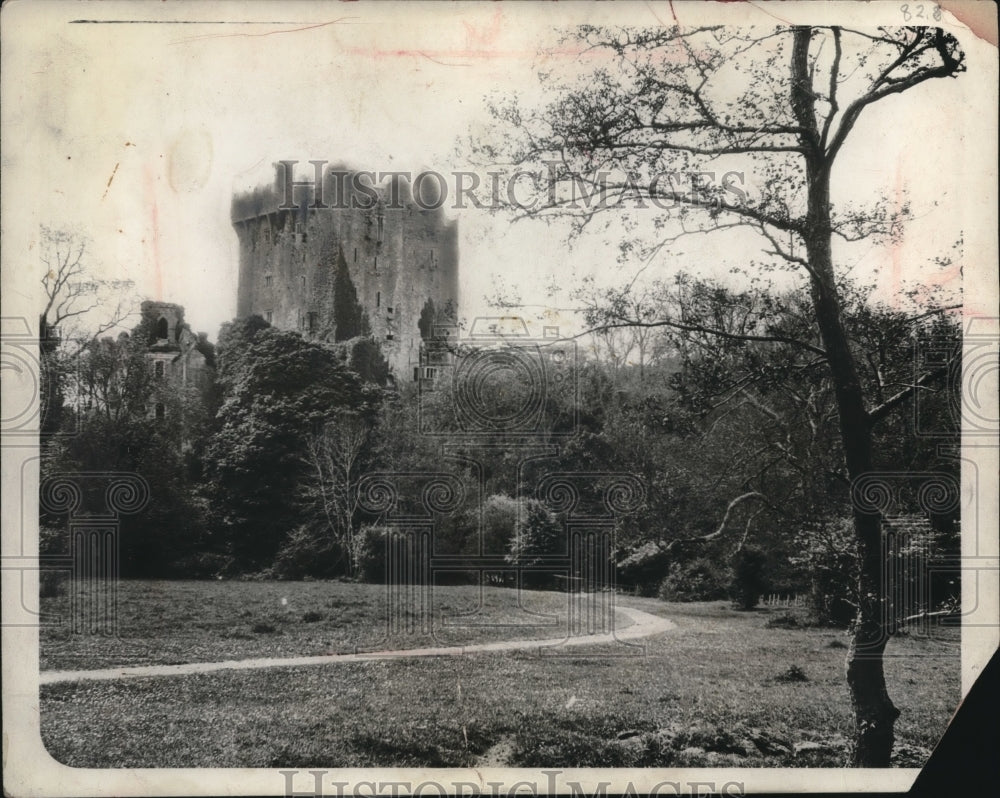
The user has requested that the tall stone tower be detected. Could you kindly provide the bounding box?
[231,164,459,379]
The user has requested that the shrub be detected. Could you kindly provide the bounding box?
[355,524,426,584]
[616,541,672,597]
[39,525,67,557]
[39,569,67,598]
[466,494,520,556]
[658,557,730,602]
[790,518,858,627]
[355,525,389,583]
[774,664,809,683]
[270,525,345,580]
[730,546,769,609]
[169,552,234,579]
[505,499,565,589]
[765,612,800,629]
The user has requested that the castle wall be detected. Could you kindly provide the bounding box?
[232,170,459,378]
[139,300,213,418]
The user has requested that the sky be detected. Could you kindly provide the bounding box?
[2,1,997,344]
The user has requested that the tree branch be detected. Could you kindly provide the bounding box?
[702,491,771,541]
[867,364,951,425]
[580,318,827,357]
[826,29,964,161]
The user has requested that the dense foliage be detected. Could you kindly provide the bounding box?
[41,281,960,620]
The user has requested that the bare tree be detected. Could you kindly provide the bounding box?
[577,276,670,385]
[40,226,134,351]
[39,226,136,434]
[303,410,374,577]
[480,25,965,765]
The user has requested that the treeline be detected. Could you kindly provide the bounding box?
[40,275,962,625]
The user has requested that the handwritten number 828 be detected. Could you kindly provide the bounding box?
[901,4,943,21]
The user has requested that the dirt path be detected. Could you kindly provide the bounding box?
[39,605,674,685]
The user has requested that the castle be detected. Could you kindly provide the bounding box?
[231,165,460,380]
[139,300,213,420]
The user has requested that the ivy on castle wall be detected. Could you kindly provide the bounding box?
[332,245,370,342]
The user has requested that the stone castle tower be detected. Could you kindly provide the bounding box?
[231,164,459,379]
[139,300,213,418]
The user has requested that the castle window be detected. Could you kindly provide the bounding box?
[377,291,381,308]
[264,275,273,287]
[374,257,378,273]
[376,208,385,243]
[413,366,420,382]
[265,310,273,324]
[300,275,306,287]
[424,367,437,380]
[386,333,394,341]
[354,247,358,263]
[154,361,165,378]
[307,312,318,333]
[155,317,169,340]
[387,306,394,314]
[155,403,165,420]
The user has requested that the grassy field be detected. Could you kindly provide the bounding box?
[40,580,602,670]
[39,581,959,768]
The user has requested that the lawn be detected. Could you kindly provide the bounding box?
[39,581,960,769]
[40,579,603,670]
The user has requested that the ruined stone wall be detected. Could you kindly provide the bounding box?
[138,300,212,420]
[232,170,459,378]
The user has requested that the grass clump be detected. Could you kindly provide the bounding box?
[765,612,800,629]
[775,664,809,683]
[251,622,278,634]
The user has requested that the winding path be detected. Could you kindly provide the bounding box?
[40,605,674,685]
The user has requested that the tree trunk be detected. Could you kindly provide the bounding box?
[804,176,899,768]
[805,205,899,766]
[792,27,899,766]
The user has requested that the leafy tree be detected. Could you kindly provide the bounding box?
[730,546,769,610]
[355,524,422,584]
[505,499,564,589]
[418,298,437,342]
[482,25,965,764]
[791,518,860,627]
[369,383,443,472]
[204,317,371,569]
[333,336,390,386]
[658,556,729,602]
[465,494,521,557]
[45,326,207,576]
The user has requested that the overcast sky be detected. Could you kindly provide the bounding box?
[3,1,996,342]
